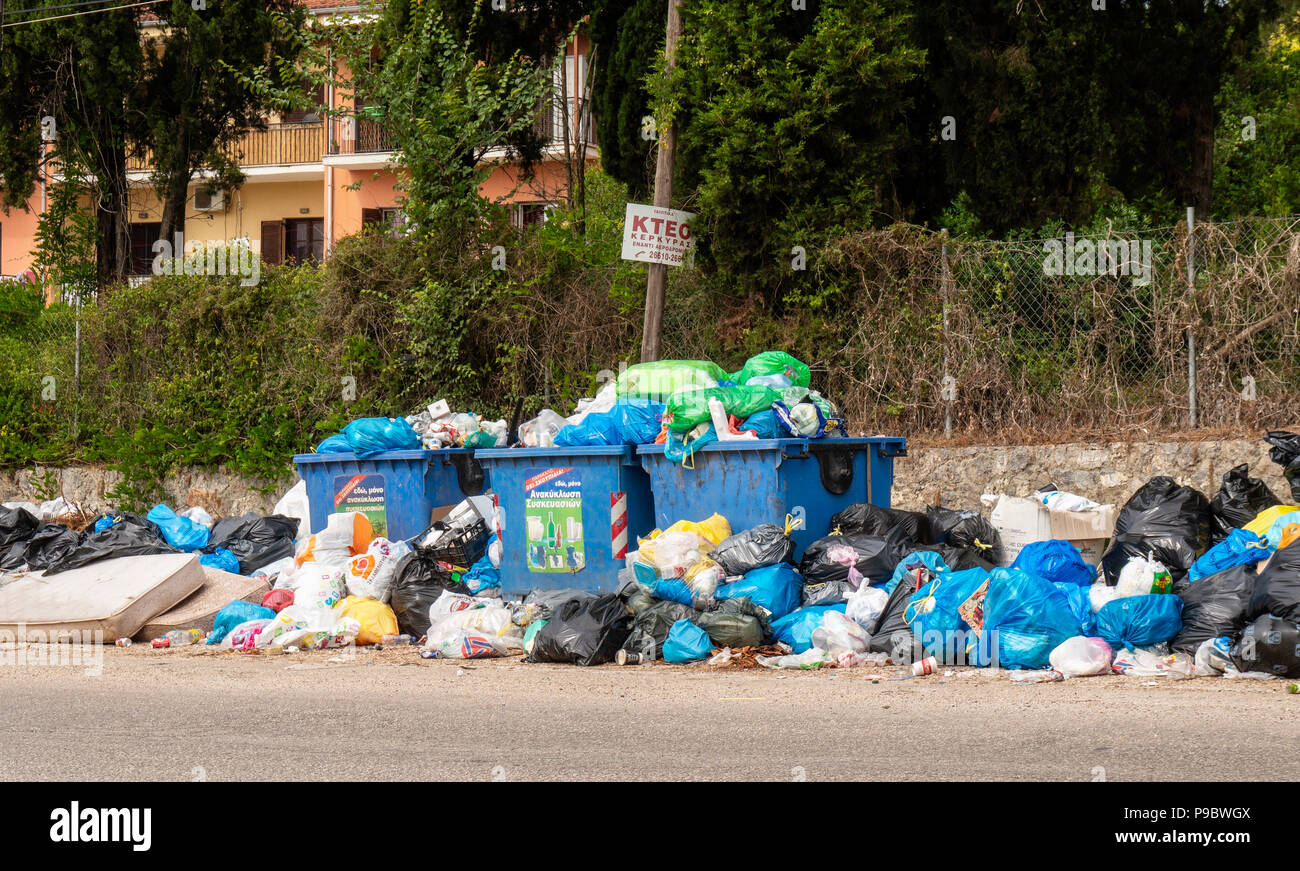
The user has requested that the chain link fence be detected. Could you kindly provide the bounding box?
[661,215,1300,440]
[6,214,1300,464]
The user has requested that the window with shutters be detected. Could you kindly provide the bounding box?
[284,218,324,264]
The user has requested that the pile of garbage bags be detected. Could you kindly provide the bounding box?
[0,501,298,577]
[515,352,850,455]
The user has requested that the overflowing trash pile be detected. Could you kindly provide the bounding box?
[313,352,848,459]
[517,353,849,460]
[5,418,1300,688]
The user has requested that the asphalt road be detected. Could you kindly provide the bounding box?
[1,645,1296,781]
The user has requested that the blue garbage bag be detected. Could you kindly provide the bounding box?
[199,548,241,575]
[462,538,502,596]
[555,402,666,447]
[715,563,803,619]
[882,550,949,595]
[1095,595,1183,650]
[554,412,622,446]
[316,434,353,453]
[207,601,276,645]
[1055,581,1096,637]
[739,409,785,439]
[770,603,847,653]
[905,567,989,660]
[93,516,117,534]
[1012,539,1095,586]
[341,417,420,458]
[1189,528,1269,581]
[663,618,712,663]
[664,425,717,464]
[146,504,211,551]
[651,577,696,607]
[969,568,1080,669]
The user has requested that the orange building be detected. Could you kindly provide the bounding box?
[0,1,596,280]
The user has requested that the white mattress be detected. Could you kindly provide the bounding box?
[0,554,205,642]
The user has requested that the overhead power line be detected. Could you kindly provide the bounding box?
[0,0,166,28]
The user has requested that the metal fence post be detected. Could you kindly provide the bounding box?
[1186,206,1197,428]
[941,231,952,438]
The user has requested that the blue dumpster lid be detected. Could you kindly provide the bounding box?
[635,436,903,455]
[475,444,637,460]
[293,448,477,464]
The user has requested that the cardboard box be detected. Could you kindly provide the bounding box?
[987,495,1117,567]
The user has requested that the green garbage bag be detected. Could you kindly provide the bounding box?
[616,360,727,401]
[730,351,810,388]
[666,385,783,432]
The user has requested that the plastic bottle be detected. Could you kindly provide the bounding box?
[152,629,203,649]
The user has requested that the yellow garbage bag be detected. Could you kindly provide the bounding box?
[1243,504,1298,536]
[340,595,398,646]
[662,513,732,547]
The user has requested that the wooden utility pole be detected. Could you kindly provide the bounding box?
[639,0,683,363]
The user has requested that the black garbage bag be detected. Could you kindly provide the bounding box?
[1171,565,1257,654]
[0,506,41,550]
[831,503,933,543]
[866,564,931,657]
[388,550,472,637]
[695,597,771,648]
[42,514,178,575]
[527,593,632,666]
[1264,430,1300,501]
[622,598,696,660]
[1099,477,1212,584]
[1231,614,1300,678]
[709,524,795,576]
[926,506,1003,565]
[0,522,81,572]
[1209,464,1280,542]
[934,543,997,573]
[205,513,300,574]
[799,527,912,586]
[801,579,856,607]
[1246,537,1300,623]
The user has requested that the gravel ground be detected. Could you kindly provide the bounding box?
[1,644,1295,781]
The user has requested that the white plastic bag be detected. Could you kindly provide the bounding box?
[181,505,215,529]
[272,479,310,538]
[518,409,567,448]
[1089,580,1123,613]
[756,648,833,669]
[845,585,889,630]
[345,537,410,603]
[289,563,346,613]
[810,610,869,656]
[1114,556,1172,598]
[651,531,706,579]
[428,590,509,626]
[1048,635,1113,677]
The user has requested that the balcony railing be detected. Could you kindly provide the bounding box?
[328,116,396,156]
[126,121,326,172]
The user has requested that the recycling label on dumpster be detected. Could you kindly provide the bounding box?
[334,473,387,537]
[524,467,585,573]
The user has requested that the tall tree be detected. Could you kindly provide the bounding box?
[590,0,663,199]
[0,1,143,287]
[657,0,924,299]
[138,0,307,246]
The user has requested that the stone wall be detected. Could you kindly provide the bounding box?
[0,465,281,516]
[2,437,1292,519]
[891,439,1290,512]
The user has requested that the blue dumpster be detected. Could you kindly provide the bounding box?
[636,437,906,557]
[475,445,655,596]
[293,448,489,542]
